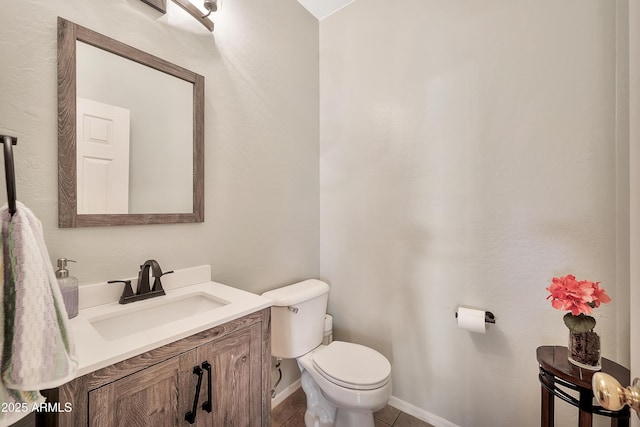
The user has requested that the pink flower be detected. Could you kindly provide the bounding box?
[591,282,611,307]
[546,274,611,315]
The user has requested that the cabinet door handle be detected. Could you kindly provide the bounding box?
[201,361,212,413]
[185,366,204,424]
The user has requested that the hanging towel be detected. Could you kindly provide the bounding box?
[0,202,77,426]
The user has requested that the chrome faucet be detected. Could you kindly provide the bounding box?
[108,260,174,304]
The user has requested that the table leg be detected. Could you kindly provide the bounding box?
[578,410,592,427]
[541,384,554,427]
[610,415,630,427]
[578,389,593,427]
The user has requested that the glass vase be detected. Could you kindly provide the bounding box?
[568,330,601,370]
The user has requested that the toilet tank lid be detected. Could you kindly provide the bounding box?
[261,279,329,306]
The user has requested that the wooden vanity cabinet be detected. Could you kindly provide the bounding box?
[40,309,271,427]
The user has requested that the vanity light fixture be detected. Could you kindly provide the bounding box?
[171,0,219,31]
[140,0,218,31]
[202,0,218,18]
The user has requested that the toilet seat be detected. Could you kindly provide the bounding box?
[312,341,391,390]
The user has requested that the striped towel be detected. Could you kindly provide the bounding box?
[0,202,77,425]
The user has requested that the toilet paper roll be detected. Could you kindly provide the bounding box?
[456,307,487,334]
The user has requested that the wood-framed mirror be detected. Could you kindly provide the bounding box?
[57,17,204,227]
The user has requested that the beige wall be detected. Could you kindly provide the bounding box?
[320,1,621,425]
[0,0,319,295]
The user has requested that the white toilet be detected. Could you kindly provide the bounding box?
[262,279,392,427]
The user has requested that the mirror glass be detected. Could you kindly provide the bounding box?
[76,42,193,214]
[58,18,204,227]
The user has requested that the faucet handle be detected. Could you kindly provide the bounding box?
[108,280,134,304]
[152,270,174,292]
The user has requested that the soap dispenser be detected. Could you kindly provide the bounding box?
[56,258,78,319]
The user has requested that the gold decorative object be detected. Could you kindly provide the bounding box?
[592,373,640,417]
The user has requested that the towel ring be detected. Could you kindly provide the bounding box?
[1,134,18,216]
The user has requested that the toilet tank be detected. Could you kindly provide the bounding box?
[262,279,329,358]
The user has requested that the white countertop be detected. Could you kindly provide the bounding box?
[69,272,272,377]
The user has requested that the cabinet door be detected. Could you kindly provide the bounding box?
[88,351,196,427]
[196,323,262,427]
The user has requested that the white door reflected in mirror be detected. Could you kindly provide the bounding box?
[76,98,130,214]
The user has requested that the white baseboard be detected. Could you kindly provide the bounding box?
[388,396,460,427]
[271,379,302,409]
[271,382,458,427]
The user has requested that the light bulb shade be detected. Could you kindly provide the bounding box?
[203,0,217,12]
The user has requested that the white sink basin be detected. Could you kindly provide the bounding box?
[89,292,229,341]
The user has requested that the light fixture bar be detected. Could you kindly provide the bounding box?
[171,0,214,31]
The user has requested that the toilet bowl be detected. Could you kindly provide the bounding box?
[298,342,392,426]
[262,280,392,427]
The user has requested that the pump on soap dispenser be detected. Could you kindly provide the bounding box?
[56,258,78,319]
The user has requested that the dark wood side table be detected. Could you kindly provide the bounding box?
[537,346,630,427]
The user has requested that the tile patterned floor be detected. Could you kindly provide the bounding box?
[272,387,435,427]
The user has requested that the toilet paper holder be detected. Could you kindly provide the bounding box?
[455,310,496,324]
